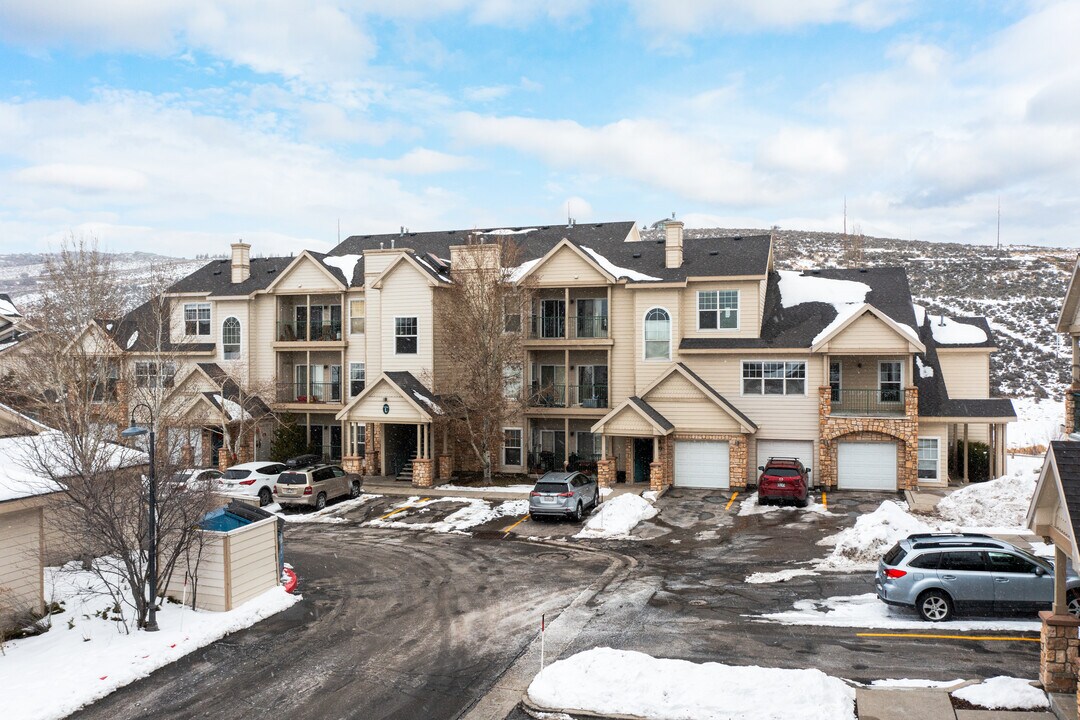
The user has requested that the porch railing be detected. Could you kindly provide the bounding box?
[276,318,343,342]
[276,381,343,404]
[570,383,609,408]
[528,383,609,408]
[528,314,609,340]
[830,388,905,417]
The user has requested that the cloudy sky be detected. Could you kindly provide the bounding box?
[0,0,1077,256]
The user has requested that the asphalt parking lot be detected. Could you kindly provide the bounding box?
[71,486,1041,719]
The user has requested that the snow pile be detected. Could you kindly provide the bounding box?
[745,568,820,584]
[1,562,300,720]
[487,227,538,235]
[871,678,964,689]
[936,467,1037,529]
[927,314,988,345]
[951,677,1048,710]
[738,492,832,516]
[575,493,657,539]
[213,394,251,421]
[322,253,362,284]
[816,500,936,570]
[777,270,869,311]
[759,593,1040,632]
[367,497,527,534]
[271,494,380,524]
[580,246,662,282]
[527,647,856,720]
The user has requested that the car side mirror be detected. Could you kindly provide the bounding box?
[1036,566,1047,576]
[757,466,764,471]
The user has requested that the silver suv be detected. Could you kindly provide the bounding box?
[876,533,1080,621]
[528,471,599,521]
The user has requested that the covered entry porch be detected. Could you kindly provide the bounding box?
[591,397,675,491]
[335,371,448,487]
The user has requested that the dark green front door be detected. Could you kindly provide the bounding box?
[633,438,653,483]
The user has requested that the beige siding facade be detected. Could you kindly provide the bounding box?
[937,350,991,399]
[529,245,610,286]
[0,504,44,628]
[680,280,762,340]
[823,313,913,354]
[643,373,743,434]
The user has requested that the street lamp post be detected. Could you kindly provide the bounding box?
[122,402,159,632]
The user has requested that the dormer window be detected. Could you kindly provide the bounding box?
[698,290,738,330]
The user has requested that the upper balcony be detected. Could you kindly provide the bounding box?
[828,388,908,417]
[528,381,609,412]
[274,380,343,408]
[528,315,609,341]
[274,295,345,347]
[524,293,611,347]
[821,355,916,419]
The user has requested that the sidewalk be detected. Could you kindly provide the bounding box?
[856,687,1056,720]
[361,476,653,502]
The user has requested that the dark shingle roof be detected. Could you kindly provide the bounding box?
[103,299,214,353]
[1050,441,1080,543]
[627,396,674,432]
[675,363,757,430]
[167,256,295,295]
[385,371,443,416]
[681,267,916,350]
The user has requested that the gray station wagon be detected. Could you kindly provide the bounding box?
[876,533,1080,621]
[528,471,599,521]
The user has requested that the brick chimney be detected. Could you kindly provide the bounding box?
[664,220,684,269]
[231,241,251,283]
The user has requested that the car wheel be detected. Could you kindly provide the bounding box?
[917,590,953,622]
[573,502,583,522]
[1068,591,1080,618]
[349,481,361,499]
[258,488,272,507]
[315,492,327,511]
[795,496,809,508]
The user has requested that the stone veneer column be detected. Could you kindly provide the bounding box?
[1067,387,1079,435]
[341,456,362,474]
[1039,611,1080,693]
[438,454,453,481]
[649,461,664,492]
[729,436,748,489]
[596,458,616,488]
[217,447,230,472]
[365,423,381,477]
[411,458,434,488]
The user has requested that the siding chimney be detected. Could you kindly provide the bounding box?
[664,220,684,268]
[231,241,251,283]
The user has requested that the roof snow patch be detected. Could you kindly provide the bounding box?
[126,330,139,349]
[413,391,443,415]
[486,228,538,235]
[0,298,21,317]
[580,246,661,282]
[508,258,541,282]
[916,356,934,378]
[778,270,870,311]
[322,254,362,284]
[928,315,989,345]
[912,303,926,326]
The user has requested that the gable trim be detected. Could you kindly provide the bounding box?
[639,363,757,432]
[265,251,348,293]
[591,397,673,437]
[811,303,925,354]
[335,373,434,421]
[513,238,616,286]
[369,253,444,290]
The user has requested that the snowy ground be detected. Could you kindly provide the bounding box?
[1009,396,1064,449]
[1,562,299,720]
[527,647,856,720]
[575,493,657,539]
[814,500,935,571]
[737,492,832,517]
[951,676,1048,710]
[758,593,1041,632]
[365,496,528,533]
[266,493,382,524]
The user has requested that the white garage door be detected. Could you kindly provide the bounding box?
[838,442,897,490]
[756,440,815,488]
[674,440,730,489]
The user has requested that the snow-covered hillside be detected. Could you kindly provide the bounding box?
[644,227,1073,400]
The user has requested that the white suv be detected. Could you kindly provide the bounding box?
[218,462,287,506]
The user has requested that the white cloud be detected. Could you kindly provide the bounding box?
[15,164,148,193]
[627,0,912,34]
[756,128,848,176]
[367,148,477,174]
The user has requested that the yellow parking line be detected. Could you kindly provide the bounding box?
[856,632,1039,643]
[724,492,739,511]
[377,497,431,520]
[502,514,529,534]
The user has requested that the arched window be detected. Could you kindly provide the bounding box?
[644,308,671,360]
[222,317,241,360]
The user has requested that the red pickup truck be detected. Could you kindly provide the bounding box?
[756,457,810,507]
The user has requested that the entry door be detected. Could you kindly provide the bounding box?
[576,298,607,338]
[540,299,565,338]
[633,438,653,483]
[329,425,342,460]
[577,365,608,407]
[311,425,324,457]
[294,365,308,401]
[539,365,566,406]
[837,442,897,490]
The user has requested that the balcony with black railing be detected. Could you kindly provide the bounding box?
[829,387,906,417]
[276,318,344,343]
[528,314,609,341]
[276,381,343,404]
[528,382,609,409]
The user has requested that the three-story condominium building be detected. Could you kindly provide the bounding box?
[92,221,1015,492]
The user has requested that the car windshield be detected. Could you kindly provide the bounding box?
[534,482,569,494]
[222,469,251,480]
[765,467,800,477]
[278,472,308,485]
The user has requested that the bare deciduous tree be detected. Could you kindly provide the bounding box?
[433,240,531,481]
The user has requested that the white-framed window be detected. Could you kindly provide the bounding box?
[644,307,671,360]
[222,316,241,359]
[184,302,211,336]
[395,317,418,354]
[829,361,842,402]
[349,362,365,397]
[350,298,365,334]
[918,437,940,481]
[503,296,521,333]
[134,361,176,388]
[698,290,738,330]
[742,360,806,395]
[879,360,902,402]
[503,428,523,466]
[503,364,522,400]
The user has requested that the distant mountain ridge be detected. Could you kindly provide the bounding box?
[0,229,1069,399]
